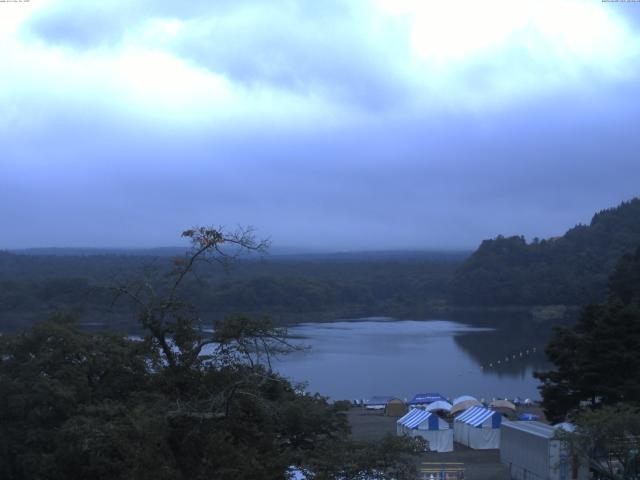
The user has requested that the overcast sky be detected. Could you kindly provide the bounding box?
[2,0,639,251]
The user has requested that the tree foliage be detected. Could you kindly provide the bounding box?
[0,226,422,479]
[535,246,640,422]
[451,198,640,306]
[0,249,462,331]
[559,404,640,480]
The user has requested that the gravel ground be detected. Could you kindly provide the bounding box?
[347,407,397,441]
[346,408,512,479]
[419,447,509,480]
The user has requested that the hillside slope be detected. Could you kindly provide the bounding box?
[450,198,640,306]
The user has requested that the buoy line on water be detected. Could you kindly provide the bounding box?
[479,346,539,370]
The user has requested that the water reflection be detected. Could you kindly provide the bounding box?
[453,329,550,378]
[273,317,555,402]
[448,310,568,378]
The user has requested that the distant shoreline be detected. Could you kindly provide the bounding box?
[0,304,578,334]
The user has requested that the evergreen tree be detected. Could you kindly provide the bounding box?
[536,246,640,422]
[451,198,640,306]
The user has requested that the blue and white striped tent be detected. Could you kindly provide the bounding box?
[456,406,502,428]
[397,409,440,430]
[454,406,502,449]
[396,409,453,452]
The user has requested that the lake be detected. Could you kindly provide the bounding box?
[272,317,552,402]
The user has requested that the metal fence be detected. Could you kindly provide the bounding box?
[420,462,465,480]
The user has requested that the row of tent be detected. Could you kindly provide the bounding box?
[291,419,587,480]
[396,405,502,452]
[364,393,523,416]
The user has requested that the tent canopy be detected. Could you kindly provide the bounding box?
[489,399,516,411]
[425,400,453,413]
[397,409,446,430]
[397,409,453,453]
[452,395,477,405]
[407,393,446,405]
[455,406,501,428]
[385,399,408,417]
[451,399,482,415]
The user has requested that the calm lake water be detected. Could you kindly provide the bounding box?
[272,317,552,402]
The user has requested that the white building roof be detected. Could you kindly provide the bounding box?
[501,420,561,439]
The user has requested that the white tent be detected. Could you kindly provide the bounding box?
[452,395,477,405]
[489,399,516,411]
[425,400,453,413]
[396,408,453,452]
[454,406,501,449]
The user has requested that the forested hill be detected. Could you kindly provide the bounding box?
[450,198,640,306]
[0,249,467,330]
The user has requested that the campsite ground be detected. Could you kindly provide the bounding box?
[347,407,516,479]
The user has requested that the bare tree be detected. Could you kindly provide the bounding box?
[110,225,272,370]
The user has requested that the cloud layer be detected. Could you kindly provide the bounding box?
[1,0,639,249]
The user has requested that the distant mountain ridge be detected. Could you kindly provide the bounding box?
[451,198,640,306]
[8,247,470,263]
[8,247,188,257]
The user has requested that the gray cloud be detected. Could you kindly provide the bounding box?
[2,75,639,250]
[3,1,640,250]
[25,1,360,48]
[25,1,240,48]
[173,20,405,110]
[24,1,408,111]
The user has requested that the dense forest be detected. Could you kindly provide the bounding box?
[450,198,640,306]
[0,250,465,330]
[2,198,639,330]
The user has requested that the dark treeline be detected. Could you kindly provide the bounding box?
[451,198,640,306]
[0,250,466,330]
[2,198,639,330]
